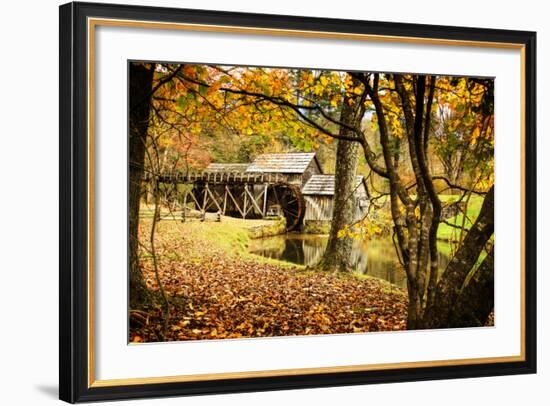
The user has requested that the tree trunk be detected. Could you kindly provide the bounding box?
[129,63,154,309]
[317,98,360,272]
[422,186,494,328]
[448,246,494,327]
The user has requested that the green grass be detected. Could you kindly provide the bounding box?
[436,241,455,257]
[194,220,251,254]
[437,195,484,242]
[174,217,299,268]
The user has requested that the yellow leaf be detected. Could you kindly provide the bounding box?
[470,126,481,145]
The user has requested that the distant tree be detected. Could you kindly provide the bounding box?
[431,77,494,190]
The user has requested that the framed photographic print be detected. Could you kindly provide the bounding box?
[59,1,537,403]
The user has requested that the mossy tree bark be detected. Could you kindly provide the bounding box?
[317,82,361,273]
[448,246,494,327]
[317,139,359,272]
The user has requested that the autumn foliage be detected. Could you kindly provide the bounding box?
[129,62,495,338]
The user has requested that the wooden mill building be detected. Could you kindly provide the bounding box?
[159,152,369,231]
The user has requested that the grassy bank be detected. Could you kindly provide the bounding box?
[437,195,484,242]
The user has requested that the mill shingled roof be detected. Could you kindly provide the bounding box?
[246,153,318,174]
[302,174,365,196]
[205,163,249,172]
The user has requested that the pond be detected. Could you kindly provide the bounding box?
[248,234,451,288]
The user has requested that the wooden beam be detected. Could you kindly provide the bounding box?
[202,184,208,214]
[225,186,245,218]
[222,188,228,215]
[244,184,263,215]
[242,185,248,218]
[243,189,263,214]
[205,185,223,212]
[262,183,268,217]
[187,188,202,210]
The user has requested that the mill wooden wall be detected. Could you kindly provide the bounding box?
[304,195,368,222]
[304,196,333,221]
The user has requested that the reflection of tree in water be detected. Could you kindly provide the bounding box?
[354,240,404,286]
[281,237,306,264]
[302,236,327,266]
[249,234,450,289]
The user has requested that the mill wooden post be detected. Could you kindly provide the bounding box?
[222,188,228,215]
[262,183,268,217]
[201,183,208,221]
[242,184,248,219]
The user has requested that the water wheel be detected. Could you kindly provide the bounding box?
[267,182,305,231]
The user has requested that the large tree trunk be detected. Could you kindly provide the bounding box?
[421,186,494,328]
[129,63,154,309]
[447,246,494,327]
[317,96,360,272]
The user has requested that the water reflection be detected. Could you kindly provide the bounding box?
[248,234,450,288]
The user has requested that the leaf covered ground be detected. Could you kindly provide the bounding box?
[130,217,408,342]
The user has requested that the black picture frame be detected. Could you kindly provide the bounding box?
[59,1,537,403]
